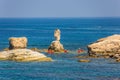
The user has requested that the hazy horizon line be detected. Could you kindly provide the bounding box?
[0,17,120,19]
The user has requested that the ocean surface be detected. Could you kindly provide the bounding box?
[0,18,120,80]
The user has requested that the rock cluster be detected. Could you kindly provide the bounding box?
[88,34,120,60]
[0,37,52,62]
[48,29,64,52]
[9,37,27,49]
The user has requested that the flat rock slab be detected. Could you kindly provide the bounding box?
[0,49,52,62]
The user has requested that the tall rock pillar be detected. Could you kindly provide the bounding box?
[48,29,64,52]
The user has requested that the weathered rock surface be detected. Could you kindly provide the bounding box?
[0,49,52,62]
[9,37,27,49]
[54,29,60,41]
[88,34,120,57]
[48,29,64,52]
[48,41,64,52]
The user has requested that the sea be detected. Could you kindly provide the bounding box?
[0,18,120,80]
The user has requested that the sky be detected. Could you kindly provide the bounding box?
[0,0,120,18]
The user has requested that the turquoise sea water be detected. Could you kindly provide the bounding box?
[0,18,120,80]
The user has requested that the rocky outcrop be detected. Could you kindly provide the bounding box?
[0,37,52,62]
[88,34,120,58]
[9,37,27,49]
[48,41,64,52]
[48,29,64,52]
[0,49,52,62]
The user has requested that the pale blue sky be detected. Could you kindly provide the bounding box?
[0,0,120,18]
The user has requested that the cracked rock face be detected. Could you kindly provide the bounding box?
[88,34,120,57]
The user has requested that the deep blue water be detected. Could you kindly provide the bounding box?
[0,18,120,80]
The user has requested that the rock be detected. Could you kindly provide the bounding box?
[30,48,41,52]
[39,49,48,52]
[0,49,52,62]
[9,37,27,49]
[88,34,120,57]
[3,48,9,51]
[116,58,120,62]
[48,41,64,52]
[54,29,61,41]
[114,54,120,58]
[48,29,64,52]
[78,59,90,62]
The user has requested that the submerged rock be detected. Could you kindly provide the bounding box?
[30,48,49,53]
[88,34,120,57]
[48,29,64,52]
[0,49,52,62]
[78,59,90,62]
[9,37,27,49]
[30,48,41,52]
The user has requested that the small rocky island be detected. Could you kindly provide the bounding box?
[48,29,64,52]
[0,37,52,62]
[88,34,120,62]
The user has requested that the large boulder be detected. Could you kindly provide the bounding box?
[9,37,27,49]
[0,49,52,62]
[88,34,120,57]
[48,41,64,52]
